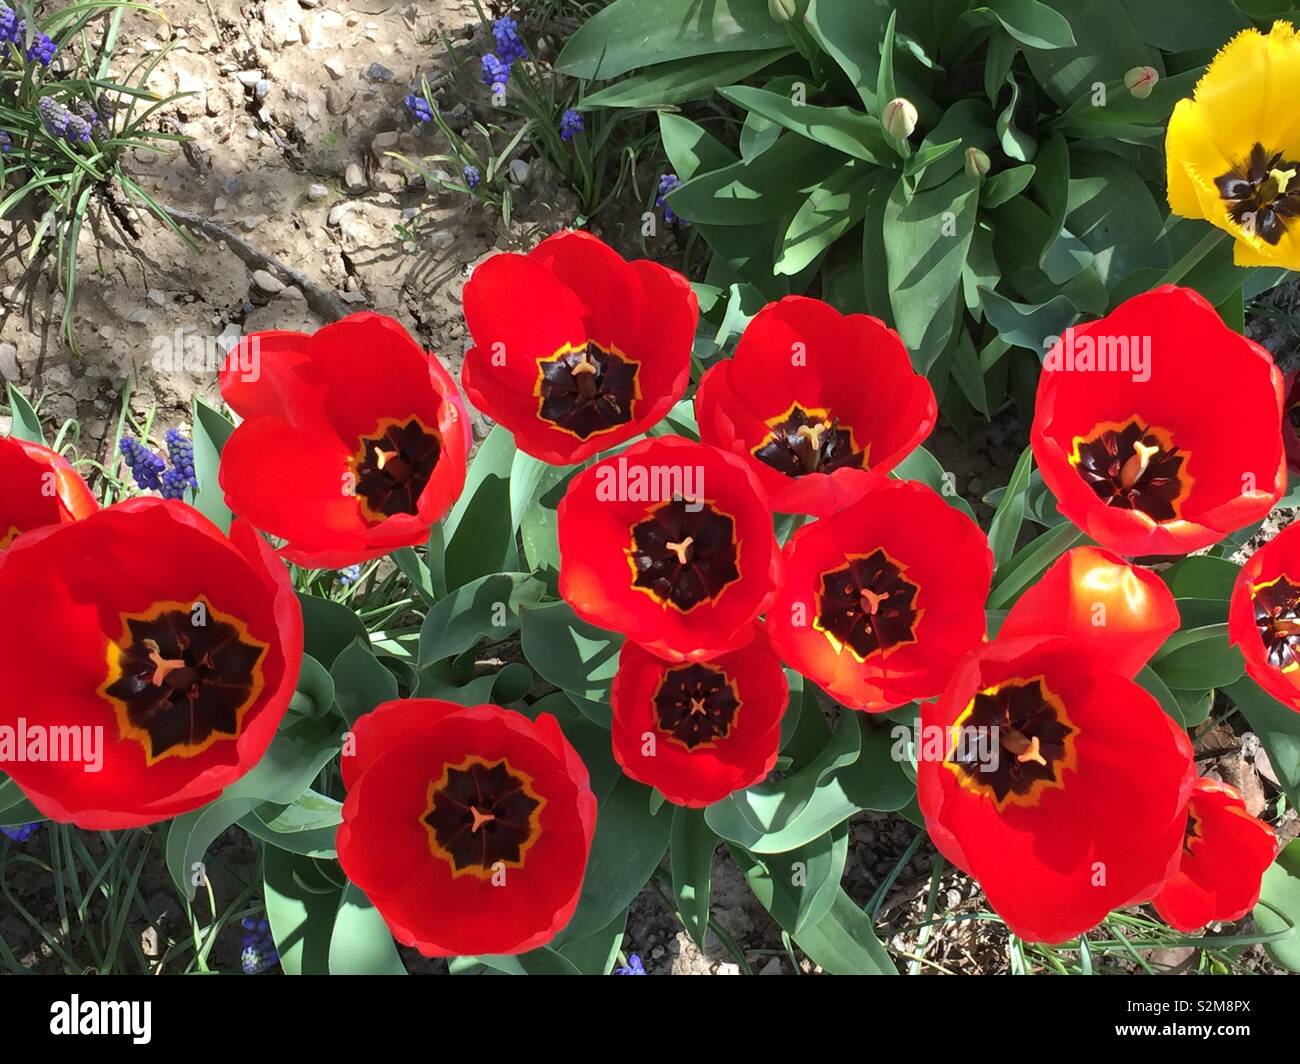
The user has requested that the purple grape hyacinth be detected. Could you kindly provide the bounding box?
[559,108,584,142]
[656,173,686,226]
[39,96,93,145]
[492,17,527,66]
[404,93,434,124]
[463,164,481,189]
[1,823,41,843]
[480,53,510,90]
[26,31,55,67]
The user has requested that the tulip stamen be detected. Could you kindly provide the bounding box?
[688,697,708,716]
[469,806,496,833]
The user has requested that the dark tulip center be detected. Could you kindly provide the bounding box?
[753,402,864,478]
[814,548,920,660]
[1253,574,1300,672]
[947,677,1076,809]
[100,598,267,763]
[653,663,741,750]
[1183,809,1204,856]
[423,757,543,876]
[1070,419,1189,522]
[629,499,740,613]
[352,416,442,522]
[537,341,639,440]
[1216,142,1300,246]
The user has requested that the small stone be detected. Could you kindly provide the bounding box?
[242,215,268,232]
[252,269,285,295]
[372,130,400,155]
[327,203,352,227]
[246,127,261,140]
[147,289,168,306]
[341,290,367,304]
[344,163,366,191]
[507,159,530,186]
[0,343,18,382]
[255,79,272,101]
[372,171,403,193]
[235,69,264,87]
[308,182,329,201]
[324,56,346,79]
[366,62,394,82]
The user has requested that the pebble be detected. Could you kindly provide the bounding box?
[255,79,272,101]
[341,291,367,304]
[246,127,261,140]
[0,342,18,382]
[371,130,400,154]
[344,163,366,191]
[147,289,168,306]
[508,159,529,185]
[324,56,346,79]
[366,62,394,82]
[327,203,352,227]
[235,69,263,87]
[308,182,329,201]
[251,269,286,295]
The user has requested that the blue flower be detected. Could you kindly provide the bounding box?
[480,53,510,90]
[38,96,92,145]
[404,93,434,124]
[492,17,527,66]
[0,130,10,154]
[338,564,362,586]
[559,108,584,142]
[613,953,646,975]
[119,436,166,492]
[1,823,40,843]
[0,8,22,45]
[164,428,198,490]
[656,173,687,226]
[239,916,279,974]
[26,31,55,67]
[463,164,481,189]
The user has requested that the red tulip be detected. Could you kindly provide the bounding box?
[1153,778,1277,932]
[999,546,1179,678]
[557,436,782,663]
[461,230,697,464]
[918,634,1195,942]
[0,436,97,550]
[337,698,597,957]
[219,313,469,568]
[610,627,787,807]
[1229,519,1300,711]
[765,475,991,712]
[0,499,302,828]
[696,296,935,515]
[1032,286,1284,556]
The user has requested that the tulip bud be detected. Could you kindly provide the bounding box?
[882,97,918,140]
[768,0,797,22]
[964,147,991,178]
[1124,65,1159,100]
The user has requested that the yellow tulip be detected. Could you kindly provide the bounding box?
[1166,21,1300,269]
